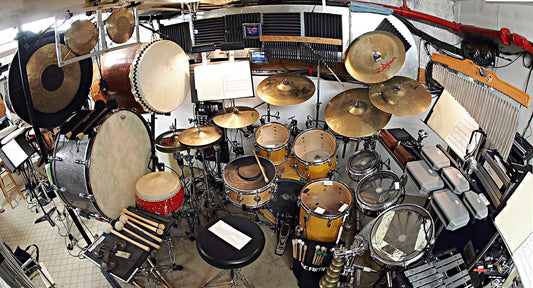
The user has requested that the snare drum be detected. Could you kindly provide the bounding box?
[355,171,403,216]
[299,180,353,242]
[346,150,381,181]
[254,122,290,165]
[293,129,337,180]
[223,156,277,209]
[135,172,184,216]
[51,110,152,219]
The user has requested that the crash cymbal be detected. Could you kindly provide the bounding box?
[325,88,391,138]
[106,8,135,44]
[178,125,222,148]
[257,73,315,106]
[65,20,98,55]
[345,31,405,84]
[369,76,432,117]
[155,129,186,153]
[212,106,259,129]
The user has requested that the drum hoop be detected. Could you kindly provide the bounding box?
[253,122,290,151]
[368,203,434,267]
[224,181,276,195]
[300,179,353,219]
[136,184,183,202]
[222,155,277,193]
[227,196,271,209]
[347,150,381,175]
[355,171,402,211]
[293,128,338,166]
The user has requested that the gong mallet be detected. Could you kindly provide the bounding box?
[120,213,164,235]
[119,215,163,243]
[76,99,117,140]
[65,100,105,139]
[114,221,160,250]
[252,149,269,183]
[122,209,165,230]
[101,223,150,252]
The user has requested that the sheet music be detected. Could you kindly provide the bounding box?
[2,139,28,168]
[194,61,253,101]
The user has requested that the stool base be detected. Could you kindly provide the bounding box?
[202,268,254,288]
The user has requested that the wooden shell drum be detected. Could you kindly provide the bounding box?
[91,40,189,113]
[223,156,277,209]
[299,180,353,242]
[346,150,381,181]
[293,129,337,180]
[355,171,403,217]
[135,172,184,216]
[276,156,300,181]
[254,122,290,165]
[51,110,152,219]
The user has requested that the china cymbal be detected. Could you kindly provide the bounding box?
[155,129,186,153]
[178,125,222,148]
[65,20,98,55]
[369,76,432,117]
[257,73,315,106]
[106,8,135,44]
[345,31,405,84]
[325,88,391,138]
[212,106,259,129]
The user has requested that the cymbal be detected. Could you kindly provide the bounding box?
[155,129,186,153]
[344,31,406,84]
[65,20,98,55]
[325,88,391,138]
[212,106,259,129]
[369,76,432,117]
[106,8,135,44]
[26,43,81,114]
[257,73,315,106]
[178,125,222,148]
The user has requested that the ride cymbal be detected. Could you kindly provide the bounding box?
[65,20,98,55]
[257,73,315,106]
[369,76,432,117]
[106,8,135,44]
[178,125,222,148]
[345,31,405,84]
[212,106,259,129]
[155,129,186,153]
[325,88,391,138]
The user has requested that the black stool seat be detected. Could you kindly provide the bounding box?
[197,216,265,270]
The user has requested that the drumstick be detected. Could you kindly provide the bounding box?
[114,221,160,250]
[292,239,298,259]
[312,245,320,265]
[101,223,150,252]
[76,99,117,140]
[119,215,163,243]
[66,100,105,139]
[298,240,304,262]
[121,213,164,235]
[252,149,269,183]
[122,209,165,230]
[302,244,308,263]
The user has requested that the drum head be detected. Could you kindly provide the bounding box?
[89,110,151,219]
[356,171,402,212]
[255,123,289,149]
[348,150,380,174]
[223,156,276,192]
[136,172,182,201]
[269,179,303,218]
[369,204,434,267]
[300,180,352,217]
[294,129,337,164]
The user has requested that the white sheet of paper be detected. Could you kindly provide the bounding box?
[3,139,28,168]
[513,233,532,288]
[208,220,252,250]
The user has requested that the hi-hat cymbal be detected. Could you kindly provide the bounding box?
[369,76,432,117]
[106,8,135,44]
[345,31,406,84]
[155,129,186,153]
[178,125,222,148]
[325,88,391,138]
[65,20,98,55]
[257,73,315,106]
[212,106,259,129]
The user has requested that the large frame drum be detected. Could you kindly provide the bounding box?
[223,156,277,209]
[346,150,381,181]
[299,180,353,242]
[293,129,337,180]
[355,171,403,216]
[51,110,152,219]
[254,122,290,165]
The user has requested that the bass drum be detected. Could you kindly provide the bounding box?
[51,110,152,219]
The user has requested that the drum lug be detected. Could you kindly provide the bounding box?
[327,159,333,167]
[254,194,261,203]
[237,194,244,202]
[75,159,91,168]
[79,193,93,200]
[48,156,63,162]
[327,218,332,228]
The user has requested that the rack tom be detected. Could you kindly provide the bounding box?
[346,150,381,181]
[355,171,403,216]
[293,129,337,180]
[254,122,290,165]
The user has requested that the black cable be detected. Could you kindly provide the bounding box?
[494,52,523,69]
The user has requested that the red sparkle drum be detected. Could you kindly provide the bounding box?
[135,171,184,216]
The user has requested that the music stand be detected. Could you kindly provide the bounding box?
[0,133,35,173]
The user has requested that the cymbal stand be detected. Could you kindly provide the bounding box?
[173,152,202,237]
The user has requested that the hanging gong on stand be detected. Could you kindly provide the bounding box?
[65,20,98,55]
[106,8,135,44]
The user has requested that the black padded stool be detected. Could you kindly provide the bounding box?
[196,216,265,288]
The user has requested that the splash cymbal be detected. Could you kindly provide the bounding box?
[257,73,315,106]
[65,20,98,55]
[212,106,259,129]
[178,125,222,148]
[106,8,135,44]
[155,129,186,153]
[345,31,405,84]
[369,76,432,117]
[325,88,391,138]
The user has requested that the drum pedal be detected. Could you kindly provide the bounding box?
[275,222,291,256]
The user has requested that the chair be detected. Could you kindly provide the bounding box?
[0,161,25,209]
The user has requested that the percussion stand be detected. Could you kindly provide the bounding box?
[175,152,202,236]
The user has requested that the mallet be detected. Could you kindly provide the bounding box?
[120,213,164,235]
[114,221,160,250]
[101,223,150,252]
[119,215,163,242]
[122,209,165,230]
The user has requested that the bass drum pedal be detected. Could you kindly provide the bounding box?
[275,221,291,256]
